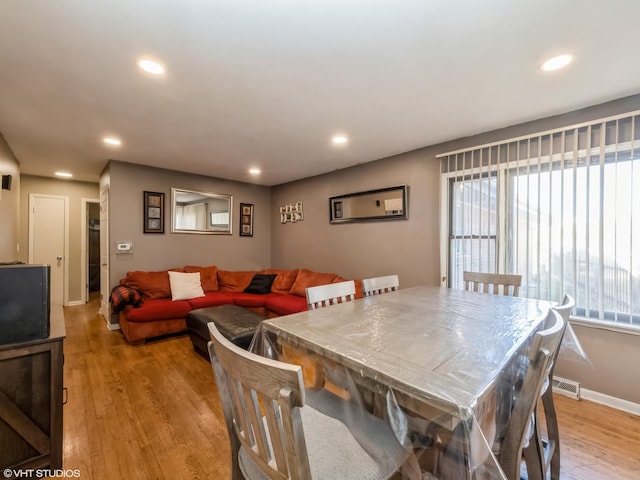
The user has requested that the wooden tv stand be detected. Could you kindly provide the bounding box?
[0,305,65,472]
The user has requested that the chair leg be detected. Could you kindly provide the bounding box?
[522,407,545,480]
[229,429,244,480]
[541,389,560,480]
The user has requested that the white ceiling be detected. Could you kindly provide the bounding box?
[1,0,639,186]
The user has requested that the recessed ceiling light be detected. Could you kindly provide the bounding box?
[55,172,73,178]
[332,135,348,145]
[103,136,122,146]
[248,168,261,175]
[138,58,165,75]
[540,53,576,72]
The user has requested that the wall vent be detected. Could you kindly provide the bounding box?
[552,376,580,400]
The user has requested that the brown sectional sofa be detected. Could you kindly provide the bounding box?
[114,265,362,344]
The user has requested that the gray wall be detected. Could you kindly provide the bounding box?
[106,161,272,296]
[18,175,99,303]
[271,94,640,404]
[554,323,639,404]
[271,149,440,285]
[0,133,20,261]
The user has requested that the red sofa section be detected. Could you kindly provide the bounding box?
[115,266,361,344]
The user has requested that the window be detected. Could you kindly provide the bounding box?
[210,211,230,230]
[176,203,207,230]
[449,173,497,289]
[440,113,640,329]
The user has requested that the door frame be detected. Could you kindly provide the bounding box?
[28,193,70,306]
[99,185,115,328]
[81,197,100,304]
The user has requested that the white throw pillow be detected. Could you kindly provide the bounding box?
[168,271,205,301]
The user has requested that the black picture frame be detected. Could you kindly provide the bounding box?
[239,203,253,236]
[143,191,165,233]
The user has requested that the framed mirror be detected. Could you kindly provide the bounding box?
[329,185,408,224]
[171,187,233,234]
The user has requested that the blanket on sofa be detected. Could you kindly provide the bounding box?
[110,285,143,313]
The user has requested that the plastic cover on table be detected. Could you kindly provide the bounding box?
[558,321,592,367]
[247,286,590,480]
[251,324,513,479]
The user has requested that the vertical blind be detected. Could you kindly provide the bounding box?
[176,203,208,230]
[439,111,640,328]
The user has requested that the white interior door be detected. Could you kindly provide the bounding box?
[29,194,68,306]
[99,186,110,323]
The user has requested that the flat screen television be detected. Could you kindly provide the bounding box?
[0,264,50,345]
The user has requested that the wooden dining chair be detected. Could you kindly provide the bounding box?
[463,271,522,296]
[495,308,565,480]
[305,280,356,310]
[362,274,399,297]
[207,322,406,480]
[524,295,575,480]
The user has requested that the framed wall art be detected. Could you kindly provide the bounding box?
[143,191,165,233]
[239,203,254,236]
[280,201,304,223]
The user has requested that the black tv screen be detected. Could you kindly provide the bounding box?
[0,264,50,345]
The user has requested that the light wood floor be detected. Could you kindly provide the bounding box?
[62,300,640,479]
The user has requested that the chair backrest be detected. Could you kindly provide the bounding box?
[305,280,356,309]
[208,322,312,480]
[549,294,574,371]
[463,271,522,296]
[552,294,574,323]
[497,309,565,480]
[522,294,575,480]
[362,274,399,297]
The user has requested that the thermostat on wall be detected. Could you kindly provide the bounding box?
[115,241,133,254]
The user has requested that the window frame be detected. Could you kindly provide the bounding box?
[446,171,499,290]
[440,136,640,333]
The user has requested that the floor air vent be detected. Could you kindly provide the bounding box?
[552,376,580,400]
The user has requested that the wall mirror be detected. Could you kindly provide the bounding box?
[171,187,233,234]
[329,185,408,224]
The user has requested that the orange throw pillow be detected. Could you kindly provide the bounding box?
[217,270,256,292]
[289,269,339,297]
[184,265,219,292]
[261,269,299,294]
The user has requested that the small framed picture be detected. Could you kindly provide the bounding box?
[143,191,164,233]
[147,218,161,230]
[239,203,253,237]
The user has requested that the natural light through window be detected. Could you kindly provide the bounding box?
[440,113,640,329]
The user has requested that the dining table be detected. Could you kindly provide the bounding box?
[252,284,554,479]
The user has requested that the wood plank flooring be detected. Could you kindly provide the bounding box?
[62,300,640,479]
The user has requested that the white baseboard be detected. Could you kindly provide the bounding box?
[581,388,640,417]
[98,311,120,331]
[66,300,83,306]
